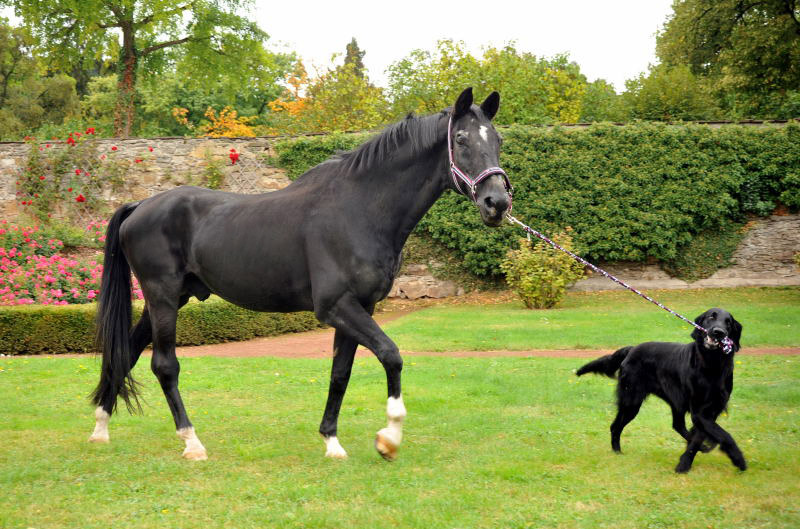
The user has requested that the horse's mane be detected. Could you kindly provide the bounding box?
[297,111,447,182]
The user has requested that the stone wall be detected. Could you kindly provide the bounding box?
[571,214,800,291]
[0,136,291,219]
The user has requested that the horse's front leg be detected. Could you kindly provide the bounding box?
[319,329,358,459]
[317,294,406,461]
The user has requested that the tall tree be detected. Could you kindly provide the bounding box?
[387,41,589,124]
[3,0,267,137]
[344,37,365,79]
[657,0,800,116]
[0,18,33,108]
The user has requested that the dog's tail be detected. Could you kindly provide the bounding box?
[576,346,632,378]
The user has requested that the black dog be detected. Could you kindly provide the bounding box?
[576,308,745,473]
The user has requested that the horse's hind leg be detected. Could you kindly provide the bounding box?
[317,294,405,461]
[319,329,358,459]
[89,308,152,443]
[147,292,207,460]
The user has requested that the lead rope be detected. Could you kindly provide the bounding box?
[505,213,735,354]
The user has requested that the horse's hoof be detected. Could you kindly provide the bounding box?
[87,434,109,443]
[375,432,397,461]
[325,449,348,460]
[182,448,208,461]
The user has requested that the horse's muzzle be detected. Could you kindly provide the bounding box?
[480,193,511,226]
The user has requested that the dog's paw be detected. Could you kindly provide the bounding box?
[675,455,693,473]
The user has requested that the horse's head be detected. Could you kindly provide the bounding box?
[447,87,511,227]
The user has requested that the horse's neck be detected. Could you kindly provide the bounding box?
[356,147,448,254]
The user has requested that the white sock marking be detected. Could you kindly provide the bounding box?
[378,395,406,446]
[177,427,207,460]
[88,407,110,442]
[324,436,348,459]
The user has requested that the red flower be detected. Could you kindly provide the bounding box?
[67,136,76,146]
[111,146,118,151]
[75,169,81,175]
[134,159,142,163]
[45,144,51,148]
[148,146,154,152]
[100,154,106,160]
[85,127,95,135]
[75,194,86,203]
[229,149,240,165]
[67,187,73,192]
[39,175,45,180]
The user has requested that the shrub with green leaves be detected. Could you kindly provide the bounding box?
[500,233,585,309]
[274,122,800,280]
[0,297,322,355]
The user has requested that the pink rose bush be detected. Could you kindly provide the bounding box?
[0,220,143,305]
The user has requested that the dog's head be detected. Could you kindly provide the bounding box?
[691,308,742,353]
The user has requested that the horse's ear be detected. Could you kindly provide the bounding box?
[453,87,473,118]
[481,91,500,120]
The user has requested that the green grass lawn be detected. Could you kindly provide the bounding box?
[384,287,800,351]
[1,354,798,528]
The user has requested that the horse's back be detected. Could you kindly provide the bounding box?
[119,186,315,311]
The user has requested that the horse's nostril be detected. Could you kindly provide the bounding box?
[493,196,509,212]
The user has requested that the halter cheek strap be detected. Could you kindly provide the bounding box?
[448,115,513,210]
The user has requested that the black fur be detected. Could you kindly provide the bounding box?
[91,201,142,413]
[89,89,511,457]
[577,308,746,473]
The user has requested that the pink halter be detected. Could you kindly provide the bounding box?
[447,114,513,209]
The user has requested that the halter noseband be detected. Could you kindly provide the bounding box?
[447,114,513,209]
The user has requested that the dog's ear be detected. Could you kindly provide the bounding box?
[691,310,708,343]
[730,317,743,352]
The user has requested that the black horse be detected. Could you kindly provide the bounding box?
[88,88,511,461]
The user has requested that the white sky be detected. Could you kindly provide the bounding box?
[252,0,675,92]
[2,1,675,93]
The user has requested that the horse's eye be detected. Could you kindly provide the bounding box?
[455,134,466,145]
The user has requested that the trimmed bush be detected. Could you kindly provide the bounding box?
[0,296,323,355]
[500,233,586,309]
[274,122,799,279]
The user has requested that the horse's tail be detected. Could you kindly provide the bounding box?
[91,202,141,413]
[576,346,632,378]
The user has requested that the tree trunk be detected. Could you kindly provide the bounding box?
[113,21,137,138]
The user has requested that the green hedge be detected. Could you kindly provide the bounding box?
[0,296,323,355]
[274,122,800,278]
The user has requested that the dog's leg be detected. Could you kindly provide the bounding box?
[691,413,746,471]
[610,398,643,453]
[688,426,717,453]
[676,428,705,473]
[670,405,691,442]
